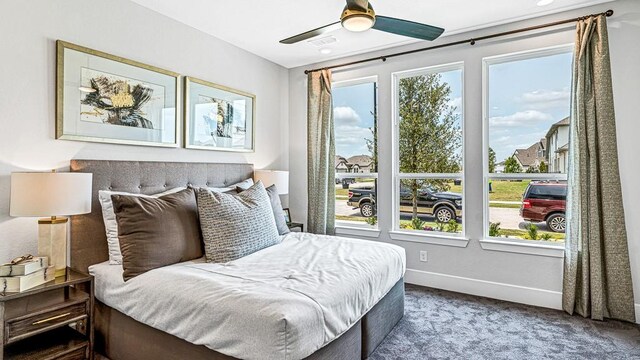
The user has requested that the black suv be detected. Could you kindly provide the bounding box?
[347,185,462,222]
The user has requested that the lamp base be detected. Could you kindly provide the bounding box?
[38,217,68,278]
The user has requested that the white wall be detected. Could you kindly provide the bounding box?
[289,0,640,313]
[0,0,289,260]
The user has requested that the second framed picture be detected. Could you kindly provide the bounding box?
[184,77,255,152]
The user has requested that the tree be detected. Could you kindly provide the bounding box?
[488,147,496,173]
[365,111,378,172]
[398,73,462,221]
[526,165,540,173]
[503,156,523,173]
[539,161,548,173]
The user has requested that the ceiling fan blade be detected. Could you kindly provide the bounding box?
[346,0,369,11]
[372,15,444,41]
[280,22,342,44]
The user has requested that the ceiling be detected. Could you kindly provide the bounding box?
[130,0,615,68]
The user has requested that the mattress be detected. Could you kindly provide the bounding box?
[89,232,406,360]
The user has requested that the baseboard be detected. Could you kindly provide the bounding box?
[405,268,563,310]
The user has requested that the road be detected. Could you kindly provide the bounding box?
[336,199,552,232]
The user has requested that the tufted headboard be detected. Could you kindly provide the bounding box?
[69,160,254,273]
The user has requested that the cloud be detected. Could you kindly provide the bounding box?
[335,124,373,157]
[489,110,552,127]
[334,106,361,125]
[519,88,570,110]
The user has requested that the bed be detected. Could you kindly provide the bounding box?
[69,160,405,360]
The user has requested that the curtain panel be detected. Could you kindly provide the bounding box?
[307,69,335,235]
[563,14,635,323]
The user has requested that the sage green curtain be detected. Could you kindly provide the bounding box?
[563,15,635,322]
[307,69,335,235]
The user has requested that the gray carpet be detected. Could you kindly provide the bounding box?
[370,284,640,360]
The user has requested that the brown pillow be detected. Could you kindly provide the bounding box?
[112,188,203,281]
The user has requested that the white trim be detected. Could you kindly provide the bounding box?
[391,62,466,237]
[335,173,378,179]
[482,45,573,242]
[389,231,469,248]
[635,304,640,325]
[488,173,568,180]
[332,75,378,88]
[335,225,381,239]
[405,268,562,310]
[397,173,462,180]
[479,238,565,258]
[483,43,575,66]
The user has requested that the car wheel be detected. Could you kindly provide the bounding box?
[434,206,455,223]
[546,213,566,233]
[360,202,375,217]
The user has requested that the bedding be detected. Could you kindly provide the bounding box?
[196,182,281,263]
[237,183,290,235]
[112,188,203,281]
[89,232,405,360]
[98,187,185,264]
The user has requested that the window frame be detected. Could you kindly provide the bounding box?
[332,76,379,232]
[391,62,467,242]
[481,44,573,248]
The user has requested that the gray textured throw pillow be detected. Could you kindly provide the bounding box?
[196,182,281,263]
[237,184,290,235]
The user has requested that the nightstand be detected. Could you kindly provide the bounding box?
[0,268,94,360]
[287,222,304,232]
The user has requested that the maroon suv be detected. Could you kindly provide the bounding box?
[520,181,567,233]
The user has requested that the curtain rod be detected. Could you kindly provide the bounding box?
[304,9,613,74]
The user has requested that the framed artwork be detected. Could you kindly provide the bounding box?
[184,76,255,152]
[283,208,291,224]
[56,40,180,147]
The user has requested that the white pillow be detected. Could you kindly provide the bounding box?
[98,187,185,264]
[208,178,254,193]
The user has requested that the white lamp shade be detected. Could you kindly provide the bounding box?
[10,172,93,217]
[254,170,289,195]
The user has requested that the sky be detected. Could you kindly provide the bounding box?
[333,82,376,158]
[332,52,571,164]
[333,70,463,159]
[488,51,572,162]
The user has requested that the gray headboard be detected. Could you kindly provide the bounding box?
[69,160,253,273]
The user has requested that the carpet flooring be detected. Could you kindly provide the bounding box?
[370,284,640,360]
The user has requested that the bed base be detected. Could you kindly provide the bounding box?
[94,278,404,360]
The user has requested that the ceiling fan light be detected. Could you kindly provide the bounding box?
[342,14,375,32]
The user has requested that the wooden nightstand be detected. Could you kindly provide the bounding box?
[287,222,304,232]
[0,268,94,360]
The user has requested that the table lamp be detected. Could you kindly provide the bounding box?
[10,171,92,277]
[254,170,289,195]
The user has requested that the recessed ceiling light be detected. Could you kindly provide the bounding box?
[537,0,554,6]
[319,48,332,55]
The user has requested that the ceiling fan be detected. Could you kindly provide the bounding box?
[279,0,444,45]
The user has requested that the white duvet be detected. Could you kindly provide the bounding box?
[89,232,406,360]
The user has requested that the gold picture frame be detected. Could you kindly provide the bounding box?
[56,40,180,147]
[184,76,255,152]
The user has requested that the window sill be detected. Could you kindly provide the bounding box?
[388,231,469,248]
[335,225,381,239]
[479,238,565,258]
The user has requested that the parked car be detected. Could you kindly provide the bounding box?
[347,185,462,222]
[520,180,567,233]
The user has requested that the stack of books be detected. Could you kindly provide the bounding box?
[0,257,54,294]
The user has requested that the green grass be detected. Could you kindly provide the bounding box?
[488,202,521,209]
[336,215,367,222]
[489,180,530,202]
[497,228,565,242]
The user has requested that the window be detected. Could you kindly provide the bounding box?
[332,78,378,228]
[484,46,572,242]
[393,63,464,236]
